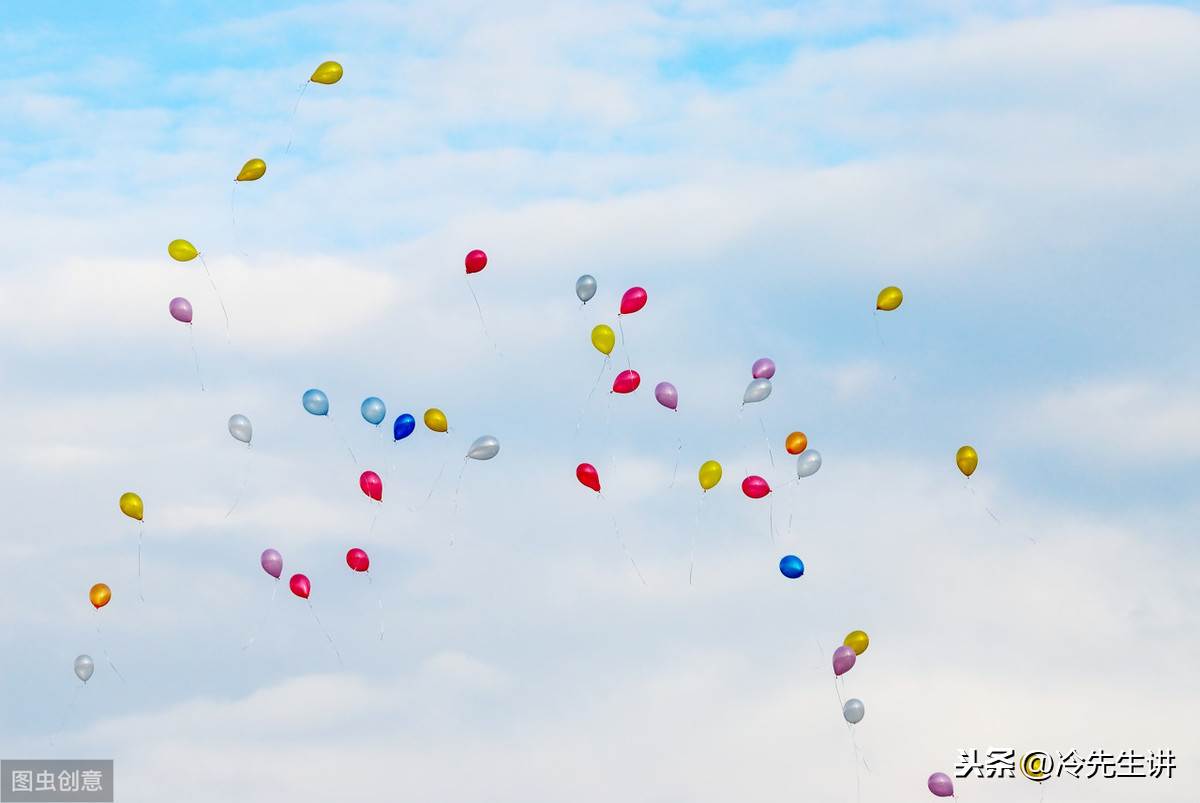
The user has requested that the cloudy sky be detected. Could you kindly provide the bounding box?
[1,1,1198,801]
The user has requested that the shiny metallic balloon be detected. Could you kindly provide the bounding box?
[797,450,822,478]
[743,378,772,404]
[466,435,500,461]
[74,654,94,684]
[843,698,864,724]
[575,274,597,304]
[361,396,386,426]
[302,389,329,416]
[228,414,252,444]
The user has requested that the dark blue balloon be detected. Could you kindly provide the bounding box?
[393,413,416,441]
[779,555,805,579]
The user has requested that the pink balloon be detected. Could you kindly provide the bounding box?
[169,297,193,324]
[289,573,310,599]
[833,645,856,676]
[927,773,954,798]
[751,357,775,379]
[612,369,641,394]
[741,475,771,499]
[654,382,678,410]
[359,471,383,502]
[619,286,647,315]
[260,549,282,579]
[346,548,370,572]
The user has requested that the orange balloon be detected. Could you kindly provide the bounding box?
[785,431,808,455]
[89,583,111,610]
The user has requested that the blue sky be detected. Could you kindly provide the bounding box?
[1,2,1199,802]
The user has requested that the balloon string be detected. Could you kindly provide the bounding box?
[411,451,449,512]
[668,438,683,489]
[366,572,384,641]
[787,480,798,539]
[758,415,775,468]
[326,412,358,467]
[285,81,309,154]
[49,684,84,749]
[689,492,706,586]
[187,325,205,392]
[137,525,145,602]
[198,254,231,340]
[465,276,500,356]
[242,580,279,652]
[226,445,254,518]
[94,617,125,685]
[965,482,1035,543]
[449,458,468,547]
[873,310,898,382]
[307,600,344,668]
[574,357,610,437]
[598,493,645,586]
[617,315,632,370]
[768,496,776,545]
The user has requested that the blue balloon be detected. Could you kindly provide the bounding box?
[361,396,387,426]
[779,555,805,579]
[393,413,416,441]
[302,388,329,416]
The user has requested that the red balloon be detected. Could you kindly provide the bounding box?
[346,548,370,572]
[289,573,311,599]
[741,475,771,499]
[576,463,601,493]
[612,369,641,394]
[465,249,488,274]
[620,286,647,315]
[359,470,383,501]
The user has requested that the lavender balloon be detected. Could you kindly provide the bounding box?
[654,381,678,411]
[833,645,856,676]
[169,297,193,324]
[751,357,775,379]
[260,549,283,579]
[927,773,954,798]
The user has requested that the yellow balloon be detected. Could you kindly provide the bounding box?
[591,324,615,356]
[844,630,869,655]
[698,460,722,491]
[89,583,111,610]
[119,492,143,522]
[236,158,267,182]
[167,239,198,262]
[876,286,903,311]
[424,408,448,433]
[956,445,978,477]
[310,61,344,85]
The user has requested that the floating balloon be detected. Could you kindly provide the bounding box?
[844,630,870,656]
[228,414,252,444]
[752,357,776,379]
[741,475,771,499]
[289,574,310,599]
[956,445,978,477]
[576,274,597,304]
[310,60,343,85]
[591,324,615,356]
[876,286,903,311]
[119,492,143,522]
[797,450,822,478]
[89,583,111,610]
[654,382,678,411]
[346,548,369,572]
[612,369,640,394]
[833,645,856,676]
[359,471,383,502]
[260,549,283,579]
[393,413,416,441]
[467,435,500,461]
[236,158,266,182]
[167,239,198,262]
[619,286,647,315]
[169,297,193,324]
[302,389,329,416]
[74,654,94,684]
[779,555,805,578]
[698,460,722,491]
[785,431,808,455]
[465,249,488,274]
[743,378,772,404]
[928,773,954,798]
[361,397,386,426]
[576,463,601,493]
[843,698,865,724]
[424,408,448,433]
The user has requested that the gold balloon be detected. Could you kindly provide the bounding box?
[844,630,869,655]
[310,61,344,85]
[119,492,143,522]
[698,460,722,491]
[235,158,267,182]
[424,408,448,433]
[591,324,615,356]
[785,431,808,455]
[167,239,198,262]
[956,445,978,477]
[876,286,903,311]
[89,583,111,610]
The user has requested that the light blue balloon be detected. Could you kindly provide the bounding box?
[302,388,329,416]
[361,396,386,426]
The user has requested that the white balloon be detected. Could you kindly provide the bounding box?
[74,654,94,683]
[797,450,822,478]
[743,378,772,404]
[467,435,500,461]
[843,698,864,724]
[228,414,252,444]
[575,274,597,304]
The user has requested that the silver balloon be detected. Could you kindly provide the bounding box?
[743,378,772,404]
[575,274,597,304]
[843,698,864,724]
[466,435,500,461]
[228,414,252,444]
[797,450,822,478]
[74,654,94,684]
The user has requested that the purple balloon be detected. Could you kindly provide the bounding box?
[169,297,193,324]
[752,357,775,379]
[654,381,678,411]
[260,549,283,579]
[833,645,856,676]
[927,773,954,798]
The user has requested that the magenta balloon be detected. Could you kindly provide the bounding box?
[927,773,954,798]
[654,381,678,410]
[833,645,856,676]
[752,357,775,379]
[169,297,193,324]
[260,549,283,579]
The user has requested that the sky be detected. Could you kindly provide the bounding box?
[1,1,1198,801]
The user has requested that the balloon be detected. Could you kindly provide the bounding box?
[612,369,640,394]
[74,654,95,684]
[393,413,416,441]
[167,239,198,262]
[844,630,870,655]
[575,274,597,304]
[591,324,615,356]
[752,357,776,379]
[619,286,647,315]
[743,378,772,404]
[797,450,822,478]
[833,645,856,676]
[310,60,343,84]
[785,431,808,455]
[302,389,329,416]
[465,249,487,274]
[361,397,386,426]
[956,445,978,477]
[169,297,193,324]
[843,698,865,724]
[228,414,252,444]
[424,408,448,433]
[89,583,111,610]
[698,460,722,491]
[236,158,266,182]
[289,574,310,599]
[467,435,500,460]
[876,286,903,311]
[346,548,369,572]
[779,555,805,578]
[654,382,678,411]
[119,492,143,522]
[741,475,771,499]
[260,548,283,579]
[928,773,954,798]
[576,463,601,493]
[359,470,383,502]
